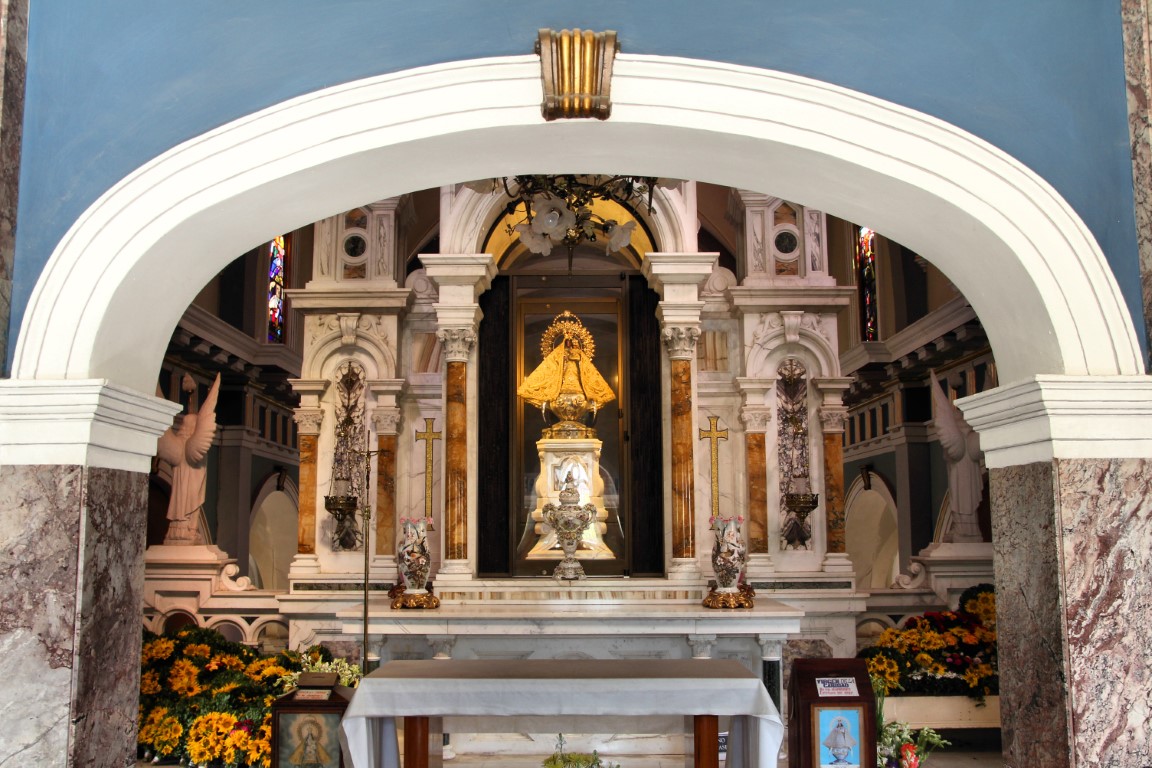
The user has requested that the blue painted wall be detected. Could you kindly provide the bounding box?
[11,1,1140,363]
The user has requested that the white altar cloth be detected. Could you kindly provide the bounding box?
[340,658,783,768]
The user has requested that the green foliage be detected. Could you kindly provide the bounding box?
[542,734,622,768]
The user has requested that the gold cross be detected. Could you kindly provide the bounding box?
[415,418,441,521]
[699,416,728,520]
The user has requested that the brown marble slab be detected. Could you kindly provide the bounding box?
[746,432,768,553]
[669,358,696,559]
[823,433,845,554]
[297,433,318,554]
[444,360,468,560]
[376,433,397,556]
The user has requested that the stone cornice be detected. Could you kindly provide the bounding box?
[959,376,1152,466]
[0,379,182,470]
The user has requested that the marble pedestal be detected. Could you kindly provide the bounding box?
[525,437,614,560]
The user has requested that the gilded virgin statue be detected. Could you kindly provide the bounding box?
[518,311,615,439]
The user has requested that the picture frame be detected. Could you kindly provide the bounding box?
[274,710,343,768]
[812,704,865,768]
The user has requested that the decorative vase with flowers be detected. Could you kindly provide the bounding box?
[702,514,754,608]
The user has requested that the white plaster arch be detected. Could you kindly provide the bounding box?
[13,54,1142,394]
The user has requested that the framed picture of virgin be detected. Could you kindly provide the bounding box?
[274,710,342,768]
[813,704,864,768]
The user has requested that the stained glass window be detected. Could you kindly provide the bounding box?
[855,226,878,341]
[267,235,287,343]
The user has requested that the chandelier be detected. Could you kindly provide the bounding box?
[474,175,659,270]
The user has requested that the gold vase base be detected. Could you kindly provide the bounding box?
[702,589,755,609]
[390,589,441,610]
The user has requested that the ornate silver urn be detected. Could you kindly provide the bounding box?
[541,472,597,580]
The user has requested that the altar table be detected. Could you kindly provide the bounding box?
[340,658,783,768]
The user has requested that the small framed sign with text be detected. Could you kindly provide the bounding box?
[787,658,876,768]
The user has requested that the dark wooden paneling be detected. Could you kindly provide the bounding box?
[477,275,511,575]
[627,275,664,576]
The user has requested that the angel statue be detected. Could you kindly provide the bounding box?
[517,311,615,439]
[156,373,221,545]
[931,369,984,543]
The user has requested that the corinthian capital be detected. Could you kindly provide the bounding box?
[294,408,324,435]
[741,408,772,433]
[436,327,477,362]
[662,325,701,360]
[372,408,402,435]
[819,407,848,433]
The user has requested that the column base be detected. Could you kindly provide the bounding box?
[821,552,855,574]
[433,560,473,581]
[744,553,776,579]
[288,553,322,576]
[667,557,703,580]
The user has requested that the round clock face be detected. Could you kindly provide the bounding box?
[775,230,799,255]
[344,235,367,258]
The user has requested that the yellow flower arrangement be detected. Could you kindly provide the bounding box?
[223,726,251,765]
[183,642,213,659]
[169,657,204,697]
[141,637,175,664]
[860,584,997,699]
[138,628,343,766]
[206,652,246,672]
[245,717,272,768]
[187,711,238,764]
[140,669,161,696]
[138,706,184,757]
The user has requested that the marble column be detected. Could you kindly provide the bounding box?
[737,378,772,561]
[0,0,27,371]
[421,254,497,579]
[643,252,716,579]
[439,341,471,562]
[1121,0,1152,371]
[960,377,1152,768]
[373,409,400,558]
[0,379,178,767]
[1,465,149,767]
[292,407,324,558]
[816,379,851,572]
[369,380,404,570]
[668,343,698,560]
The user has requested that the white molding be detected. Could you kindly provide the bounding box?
[9,53,1142,402]
[0,379,181,470]
[958,376,1152,466]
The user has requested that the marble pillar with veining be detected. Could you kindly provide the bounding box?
[296,432,319,554]
[822,432,846,554]
[1122,0,1152,370]
[375,432,398,556]
[991,459,1152,768]
[0,0,27,370]
[0,464,148,767]
[669,357,696,559]
[745,429,769,553]
[443,359,468,560]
